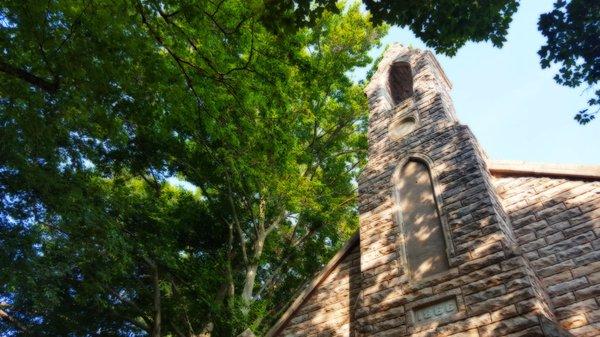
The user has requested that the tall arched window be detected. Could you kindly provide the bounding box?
[396,160,449,280]
[388,62,413,105]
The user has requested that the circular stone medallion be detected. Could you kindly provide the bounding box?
[389,116,416,140]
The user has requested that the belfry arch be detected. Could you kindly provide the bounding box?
[388,61,414,105]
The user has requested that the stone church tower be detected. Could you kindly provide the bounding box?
[266,45,600,337]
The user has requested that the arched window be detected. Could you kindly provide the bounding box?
[388,62,414,105]
[396,160,449,280]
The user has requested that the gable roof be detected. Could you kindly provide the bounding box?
[488,160,600,180]
[265,234,359,337]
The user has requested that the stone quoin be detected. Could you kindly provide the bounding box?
[266,45,600,337]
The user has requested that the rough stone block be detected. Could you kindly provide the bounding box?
[547,277,589,296]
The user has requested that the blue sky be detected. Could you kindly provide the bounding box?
[354,1,599,165]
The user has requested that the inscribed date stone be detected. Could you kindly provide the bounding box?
[414,297,458,323]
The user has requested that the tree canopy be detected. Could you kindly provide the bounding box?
[366,0,599,123]
[0,0,597,337]
[1,1,381,335]
[538,0,599,124]
[267,0,599,124]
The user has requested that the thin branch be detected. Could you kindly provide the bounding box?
[105,286,153,329]
[223,20,256,75]
[226,220,236,302]
[140,172,162,194]
[203,0,239,37]
[225,178,248,264]
[155,6,221,75]
[254,223,319,300]
[211,0,226,17]
[135,1,206,108]
[161,8,182,18]
[331,148,367,157]
[264,210,285,236]
[35,0,53,73]
[54,1,92,54]
[154,6,250,106]
[227,181,249,264]
[230,214,250,257]
[122,316,151,333]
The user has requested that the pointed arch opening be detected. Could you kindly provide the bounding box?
[394,159,449,281]
[388,61,414,106]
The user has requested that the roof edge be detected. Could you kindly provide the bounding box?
[424,50,452,90]
[488,160,600,180]
[264,233,360,337]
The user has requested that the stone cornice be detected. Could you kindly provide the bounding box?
[488,160,600,180]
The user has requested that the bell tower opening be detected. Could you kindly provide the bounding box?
[388,61,413,105]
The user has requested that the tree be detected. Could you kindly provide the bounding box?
[267,0,600,124]
[1,1,385,335]
[3,0,589,336]
[262,0,520,55]
[364,0,520,56]
[363,0,599,124]
[538,0,600,124]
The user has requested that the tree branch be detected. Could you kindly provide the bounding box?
[223,21,256,75]
[135,1,207,108]
[0,308,30,335]
[0,60,59,93]
[105,286,153,330]
[54,1,92,54]
[227,183,249,264]
[169,320,186,337]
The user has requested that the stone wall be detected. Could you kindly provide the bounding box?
[276,242,361,336]
[266,45,589,337]
[354,44,558,337]
[494,175,600,336]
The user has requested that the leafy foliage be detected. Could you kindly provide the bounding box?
[1,0,594,336]
[0,1,384,335]
[538,0,600,124]
[260,0,520,56]
[364,0,520,56]
[263,0,599,124]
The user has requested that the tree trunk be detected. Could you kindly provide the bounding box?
[142,256,161,337]
[241,229,266,305]
[241,263,258,303]
[152,267,161,337]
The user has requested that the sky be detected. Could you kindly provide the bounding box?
[353,1,599,165]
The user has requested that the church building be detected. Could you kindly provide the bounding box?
[265,45,600,337]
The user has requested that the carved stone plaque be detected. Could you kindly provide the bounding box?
[413,297,458,323]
